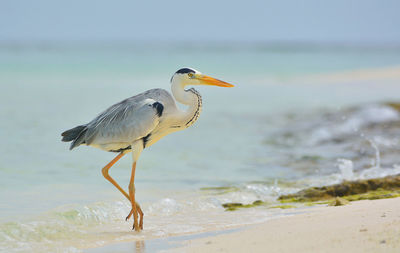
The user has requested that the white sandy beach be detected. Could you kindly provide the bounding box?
[168,198,400,253]
[304,65,400,83]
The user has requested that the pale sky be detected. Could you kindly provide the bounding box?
[1,0,400,43]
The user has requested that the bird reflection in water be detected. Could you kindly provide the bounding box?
[135,240,145,253]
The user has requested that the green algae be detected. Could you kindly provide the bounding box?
[280,189,400,206]
[328,197,349,206]
[278,174,400,206]
[270,205,296,209]
[222,200,266,211]
[221,174,400,211]
[222,203,244,211]
[222,201,297,211]
[385,102,400,112]
[278,174,400,203]
[222,200,297,211]
[279,197,299,204]
[252,200,264,205]
[342,189,400,201]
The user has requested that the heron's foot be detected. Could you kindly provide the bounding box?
[125,209,133,221]
[126,207,144,230]
[131,209,140,231]
[132,223,140,231]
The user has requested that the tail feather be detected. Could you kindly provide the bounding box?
[61,125,87,150]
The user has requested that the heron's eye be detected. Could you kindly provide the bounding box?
[188,73,194,78]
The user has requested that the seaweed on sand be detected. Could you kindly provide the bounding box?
[221,175,400,211]
[278,174,400,203]
[222,200,266,211]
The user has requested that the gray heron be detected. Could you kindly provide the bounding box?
[61,67,234,231]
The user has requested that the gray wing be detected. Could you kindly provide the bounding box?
[69,93,164,150]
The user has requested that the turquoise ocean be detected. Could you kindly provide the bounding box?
[1,43,400,252]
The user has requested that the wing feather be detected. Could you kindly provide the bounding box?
[66,88,175,150]
[84,97,161,146]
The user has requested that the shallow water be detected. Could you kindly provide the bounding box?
[1,43,400,252]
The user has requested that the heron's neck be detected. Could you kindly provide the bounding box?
[171,80,202,128]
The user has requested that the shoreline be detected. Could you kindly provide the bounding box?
[85,197,400,253]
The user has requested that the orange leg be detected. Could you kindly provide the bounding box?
[126,205,144,229]
[102,153,144,229]
[129,161,140,231]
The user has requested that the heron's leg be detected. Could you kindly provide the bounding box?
[129,161,140,231]
[101,153,144,227]
[138,205,144,229]
[101,153,128,198]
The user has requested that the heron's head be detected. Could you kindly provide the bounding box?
[170,67,234,88]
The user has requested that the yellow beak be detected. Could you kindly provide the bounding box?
[197,74,234,87]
